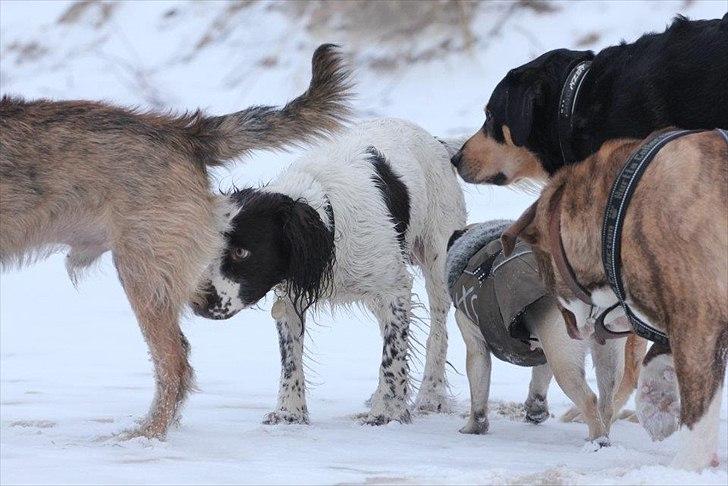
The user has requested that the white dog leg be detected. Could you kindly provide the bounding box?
[363,288,413,425]
[263,297,309,425]
[454,310,491,434]
[636,352,680,441]
[534,304,607,446]
[525,364,553,424]
[591,336,625,436]
[670,386,723,470]
[415,252,453,413]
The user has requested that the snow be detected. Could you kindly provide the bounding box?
[1,1,727,484]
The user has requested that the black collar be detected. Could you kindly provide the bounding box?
[557,60,591,165]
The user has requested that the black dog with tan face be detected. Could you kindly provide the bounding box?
[451,15,728,186]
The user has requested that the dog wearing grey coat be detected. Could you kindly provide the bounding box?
[448,221,630,445]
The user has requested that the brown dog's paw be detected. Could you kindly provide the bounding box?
[116,423,167,441]
[560,406,583,423]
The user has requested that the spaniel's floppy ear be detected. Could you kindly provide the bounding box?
[504,69,543,147]
[501,199,539,256]
[281,199,336,313]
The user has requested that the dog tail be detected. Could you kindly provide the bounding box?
[191,44,353,164]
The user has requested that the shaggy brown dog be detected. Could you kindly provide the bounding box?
[501,130,727,470]
[0,44,352,439]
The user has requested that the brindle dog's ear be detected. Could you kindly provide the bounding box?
[505,69,542,147]
[501,200,539,256]
[557,302,583,340]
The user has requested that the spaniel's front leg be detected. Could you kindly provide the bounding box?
[263,296,309,425]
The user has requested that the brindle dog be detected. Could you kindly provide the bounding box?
[501,130,727,470]
[0,44,352,439]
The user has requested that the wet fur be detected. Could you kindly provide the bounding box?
[196,118,467,424]
[0,44,352,439]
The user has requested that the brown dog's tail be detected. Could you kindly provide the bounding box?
[191,44,353,164]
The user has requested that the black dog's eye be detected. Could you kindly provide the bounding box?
[230,247,250,261]
[485,108,493,120]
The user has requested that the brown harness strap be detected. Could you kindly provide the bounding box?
[548,189,593,306]
[549,192,632,343]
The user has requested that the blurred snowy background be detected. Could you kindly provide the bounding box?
[1,1,727,484]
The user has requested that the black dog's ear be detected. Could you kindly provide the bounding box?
[281,200,336,313]
[504,69,543,147]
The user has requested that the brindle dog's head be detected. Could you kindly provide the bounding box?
[451,49,591,186]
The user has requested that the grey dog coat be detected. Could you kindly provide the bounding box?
[447,220,548,367]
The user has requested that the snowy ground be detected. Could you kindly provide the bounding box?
[1,1,727,484]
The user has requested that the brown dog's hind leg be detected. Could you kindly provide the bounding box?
[131,302,194,439]
[669,325,727,470]
[113,252,195,440]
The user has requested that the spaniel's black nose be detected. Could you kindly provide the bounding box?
[450,150,463,168]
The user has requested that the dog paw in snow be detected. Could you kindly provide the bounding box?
[582,436,611,451]
[459,414,489,435]
[414,389,454,414]
[636,354,680,441]
[262,410,309,425]
[524,395,550,424]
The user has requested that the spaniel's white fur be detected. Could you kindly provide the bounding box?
[197,118,466,424]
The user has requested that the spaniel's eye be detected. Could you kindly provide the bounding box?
[231,247,250,261]
[485,109,493,120]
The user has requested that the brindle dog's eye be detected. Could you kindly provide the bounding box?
[231,247,250,261]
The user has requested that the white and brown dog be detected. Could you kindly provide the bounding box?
[501,129,727,470]
[193,118,467,425]
[447,222,644,446]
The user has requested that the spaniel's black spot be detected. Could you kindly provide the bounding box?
[367,146,410,253]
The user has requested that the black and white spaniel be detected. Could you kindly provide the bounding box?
[193,118,466,425]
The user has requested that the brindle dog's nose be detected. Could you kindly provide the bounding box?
[450,150,463,168]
